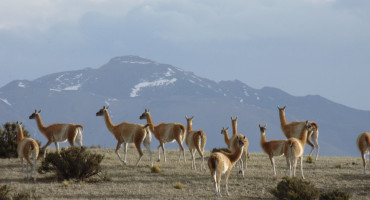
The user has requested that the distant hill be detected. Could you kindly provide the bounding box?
[1,55,369,157]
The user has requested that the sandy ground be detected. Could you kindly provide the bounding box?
[1,148,369,199]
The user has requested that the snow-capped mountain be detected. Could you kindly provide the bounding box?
[1,55,369,157]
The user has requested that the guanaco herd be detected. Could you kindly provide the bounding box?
[10,105,370,197]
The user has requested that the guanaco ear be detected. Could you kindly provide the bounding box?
[16,121,19,124]
[258,124,261,128]
[191,116,194,120]
[34,109,37,113]
[38,109,41,113]
[226,127,229,130]
[106,106,109,109]
[185,115,188,119]
[264,124,267,128]
[103,106,106,109]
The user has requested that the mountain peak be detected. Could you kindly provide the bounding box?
[108,55,155,65]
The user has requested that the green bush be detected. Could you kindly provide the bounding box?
[38,147,104,181]
[320,189,351,200]
[270,176,320,200]
[0,122,42,158]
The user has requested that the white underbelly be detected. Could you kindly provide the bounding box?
[53,125,69,142]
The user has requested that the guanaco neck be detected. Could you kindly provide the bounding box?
[298,128,309,148]
[103,110,116,133]
[228,145,244,165]
[279,109,288,127]
[186,120,193,132]
[260,131,267,148]
[223,130,231,148]
[144,113,156,133]
[35,114,47,134]
[231,120,237,135]
[17,126,24,143]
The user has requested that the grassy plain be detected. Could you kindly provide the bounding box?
[0,148,369,199]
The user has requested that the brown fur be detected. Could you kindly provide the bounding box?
[259,124,288,176]
[140,109,186,162]
[29,110,83,158]
[96,106,152,166]
[208,135,245,197]
[15,122,39,182]
[229,116,249,177]
[221,127,231,149]
[356,132,370,175]
[185,116,207,170]
[278,105,320,160]
[285,121,313,179]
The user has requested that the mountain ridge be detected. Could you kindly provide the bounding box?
[0,55,369,157]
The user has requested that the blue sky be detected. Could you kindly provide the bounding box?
[1,0,369,110]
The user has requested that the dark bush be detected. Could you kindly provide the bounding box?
[0,184,41,200]
[270,176,320,200]
[320,189,351,200]
[0,122,42,158]
[38,146,104,181]
[0,184,12,200]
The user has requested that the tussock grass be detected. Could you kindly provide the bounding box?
[151,165,162,174]
[1,148,369,199]
[174,182,183,190]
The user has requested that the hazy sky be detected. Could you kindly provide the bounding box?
[1,0,369,110]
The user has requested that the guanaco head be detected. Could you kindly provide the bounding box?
[29,109,41,119]
[96,106,109,116]
[231,116,238,121]
[15,121,23,132]
[277,105,286,111]
[221,127,229,135]
[236,135,246,147]
[139,109,150,120]
[258,124,267,134]
[185,115,194,124]
[304,120,314,132]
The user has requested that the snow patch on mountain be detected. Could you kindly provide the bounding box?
[0,98,11,106]
[130,78,177,97]
[165,68,175,77]
[63,84,82,91]
[18,82,26,88]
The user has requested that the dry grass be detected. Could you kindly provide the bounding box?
[0,148,369,199]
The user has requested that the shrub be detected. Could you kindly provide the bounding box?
[335,164,342,169]
[0,184,12,200]
[12,188,41,200]
[0,184,41,200]
[151,165,162,174]
[320,189,351,200]
[306,156,314,164]
[38,147,104,181]
[174,182,183,190]
[0,122,42,158]
[270,176,319,200]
